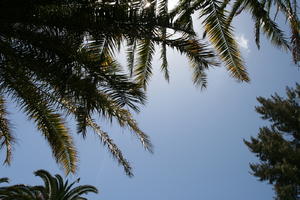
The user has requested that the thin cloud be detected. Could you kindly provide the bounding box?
[235,34,250,52]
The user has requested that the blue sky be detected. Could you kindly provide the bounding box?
[1,6,300,200]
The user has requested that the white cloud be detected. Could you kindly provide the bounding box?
[235,34,250,52]
[168,0,179,10]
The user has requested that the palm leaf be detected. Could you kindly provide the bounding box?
[127,38,137,77]
[0,178,9,184]
[1,65,77,174]
[135,39,156,89]
[202,0,249,82]
[59,98,135,176]
[0,96,14,165]
[158,0,170,81]
[161,37,218,87]
[245,0,290,50]
[255,17,261,49]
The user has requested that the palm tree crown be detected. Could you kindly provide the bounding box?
[0,0,219,176]
[0,169,98,200]
[2,0,296,176]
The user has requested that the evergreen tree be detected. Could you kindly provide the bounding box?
[245,84,300,200]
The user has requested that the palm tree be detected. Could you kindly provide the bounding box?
[0,0,220,176]
[0,178,9,184]
[0,169,98,200]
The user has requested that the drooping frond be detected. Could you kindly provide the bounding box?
[59,85,152,173]
[226,0,244,26]
[99,60,147,113]
[162,37,218,87]
[127,38,137,77]
[59,98,143,176]
[158,0,170,81]
[86,119,134,177]
[220,0,231,11]
[272,0,300,63]
[0,65,77,174]
[201,0,249,82]
[0,96,14,165]
[227,0,290,51]
[110,107,153,152]
[160,41,170,81]
[255,17,261,49]
[245,0,290,50]
[171,0,196,34]
[135,39,156,89]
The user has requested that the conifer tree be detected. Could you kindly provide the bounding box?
[245,84,300,200]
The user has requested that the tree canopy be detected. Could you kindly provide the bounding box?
[0,0,298,176]
[245,84,300,200]
[0,0,226,176]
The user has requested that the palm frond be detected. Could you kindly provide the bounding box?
[1,65,77,174]
[158,0,170,81]
[0,178,9,184]
[220,0,231,11]
[162,37,218,87]
[135,39,156,89]
[89,119,134,177]
[111,107,153,152]
[65,185,98,199]
[255,17,261,49]
[0,96,14,165]
[202,0,249,82]
[59,98,135,176]
[246,0,290,50]
[126,39,137,77]
[226,0,245,26]
[34,169,98,199]
[160,42,170,81]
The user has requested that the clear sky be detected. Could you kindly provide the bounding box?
[1,6,299,200]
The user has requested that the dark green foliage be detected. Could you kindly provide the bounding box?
[0,169,98,200]
[0,0,219,176]
[0,0,158,175]
[1,0,296,177]
[245,84,300,200]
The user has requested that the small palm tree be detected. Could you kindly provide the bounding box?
[0,178,9,184]
[0,170,98,200]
